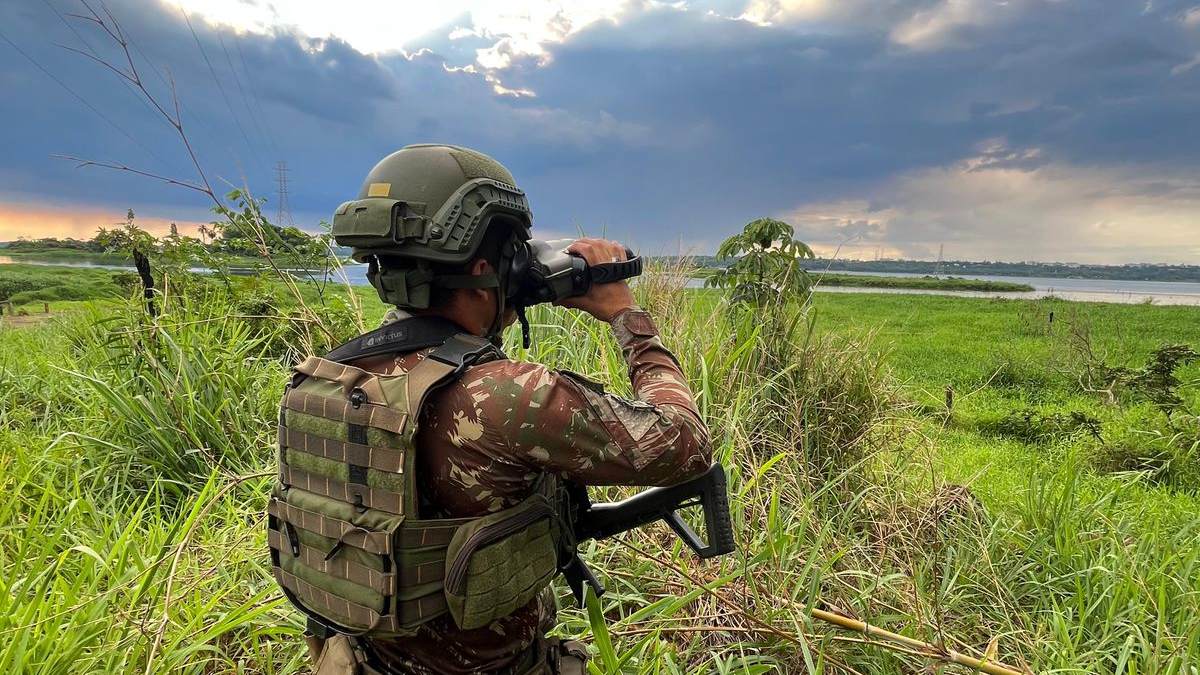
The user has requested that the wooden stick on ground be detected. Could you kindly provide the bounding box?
[619,541,1030,675]
[810,606,1027,675]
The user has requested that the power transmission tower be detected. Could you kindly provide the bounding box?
[275,160,293,227]
[934,243,945,277]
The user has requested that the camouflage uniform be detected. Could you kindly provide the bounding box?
[342,306,712,674]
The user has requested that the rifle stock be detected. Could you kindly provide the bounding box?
[562,463,735,603]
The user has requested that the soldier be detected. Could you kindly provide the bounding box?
[269,144,711,674]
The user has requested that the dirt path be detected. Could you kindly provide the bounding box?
[0,312,58,328]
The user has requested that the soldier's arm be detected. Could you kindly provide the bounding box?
[458,308,711,486]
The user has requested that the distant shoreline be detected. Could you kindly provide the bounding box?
[814,273,1034,292]
[0,249,324,269]
[669,255,1200,283]
[5,246,1200,283]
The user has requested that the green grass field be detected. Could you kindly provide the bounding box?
[1,268,1197,673]
[812,293,1200,520]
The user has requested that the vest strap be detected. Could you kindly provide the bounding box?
[324,316,464,364]
[397,520,468,549]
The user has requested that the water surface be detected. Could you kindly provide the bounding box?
[4,256,1198,306]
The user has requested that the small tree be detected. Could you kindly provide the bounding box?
[95,209,159,315]
[705,217,815,306]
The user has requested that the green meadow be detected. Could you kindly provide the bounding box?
[813,293,1200,519]
[1,263,1198,673]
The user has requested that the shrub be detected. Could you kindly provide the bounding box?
[977,407,1102,444]
[0,272,38,300]
[988,351,1053,391]
[63,299,284,500]
[1092,407,1200,489]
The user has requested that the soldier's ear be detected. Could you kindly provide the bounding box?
[466,258,495,305]
[469,258,491,276]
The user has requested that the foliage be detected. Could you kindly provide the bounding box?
[1095,344,1199,413]
[93,209,158,258]
[209,190,334,264]
[2,279,1200,672]
[5,204,334,272]
[704,218,815,306]
[815,273,1034,292]
[0,265,122,305]
[5,236,105,253]
[977,407,1102,444]
[0,273,37,301]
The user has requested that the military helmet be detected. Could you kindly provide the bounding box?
[333,144,532,309]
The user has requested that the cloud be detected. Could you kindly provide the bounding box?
[889,0,1034,51]
[0,0,1198,263]
[1183,5,1200,28]
[1171,52,1200,74]
[780,143,1200,263]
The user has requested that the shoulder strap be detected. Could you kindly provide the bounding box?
[325,316,464,364]
[402,333,505,403]
[427,333,505,372]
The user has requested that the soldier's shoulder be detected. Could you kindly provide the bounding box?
[439,357,566,408]
[458,356,553,386]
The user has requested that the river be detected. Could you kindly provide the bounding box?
[4,256,1200,306]
[805,269,1200,306]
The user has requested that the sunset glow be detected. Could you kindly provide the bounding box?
[0,203,204,243]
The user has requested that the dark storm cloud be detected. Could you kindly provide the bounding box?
[1,0,1198,260]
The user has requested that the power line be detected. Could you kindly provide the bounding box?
[92,0,250,195]
[179,6,265,176]
[0,25,173,170]
[217,30,273,159]
[40,0,185,172]
[231,32,279,157]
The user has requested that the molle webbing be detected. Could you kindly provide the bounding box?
[270,330,515,637]
[273,567,448,631]
[282,388,408,432]
[268,499,391,554]
[267,529,395,594]
[278,427,404,474]
[278,463,404,514]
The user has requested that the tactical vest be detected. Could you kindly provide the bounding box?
[268,324,571,637]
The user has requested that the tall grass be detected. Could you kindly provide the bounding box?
[1,269,1198,673]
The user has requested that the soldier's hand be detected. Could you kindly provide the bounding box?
[558,238,638,322]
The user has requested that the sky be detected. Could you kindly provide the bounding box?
[1,0,1199,263]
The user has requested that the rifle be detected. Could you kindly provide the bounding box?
[560,463,735,603]
[556,466,1031,675]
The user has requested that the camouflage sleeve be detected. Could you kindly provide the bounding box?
[453,308,712,486]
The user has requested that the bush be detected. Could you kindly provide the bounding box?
[988,351,1054,391]
[62,297,285,500]
[977,407,1102,444]
[0,272,38,300]
[9,283,116,303]
[1091,407,1200,488]
[0,266,122,304]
